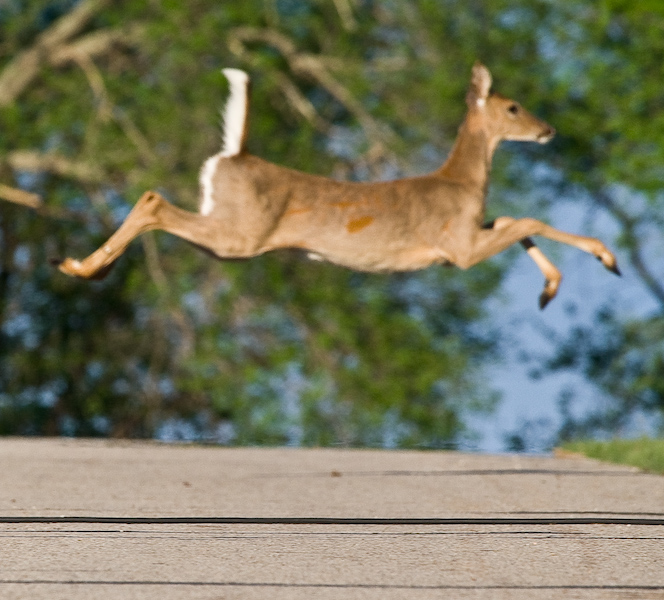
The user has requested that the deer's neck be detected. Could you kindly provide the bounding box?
[437,116,499,194]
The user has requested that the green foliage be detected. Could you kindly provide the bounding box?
[1,0,663,448]
[550,307,664,441]
[0,0,508,446]
[500,1,664,444]
[562,438,664,475]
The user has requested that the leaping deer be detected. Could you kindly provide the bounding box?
[57,63,620,308]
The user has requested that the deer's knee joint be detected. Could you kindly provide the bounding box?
[132,191,167,226]
[140,190,160,202]
[137,190,164,212]
[492,216,516,230]
[519,217,544,233]
[452,253,473,270]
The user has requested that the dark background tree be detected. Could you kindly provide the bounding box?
[1,0,662,449]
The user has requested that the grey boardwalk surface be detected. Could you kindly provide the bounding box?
[1,438,664,599]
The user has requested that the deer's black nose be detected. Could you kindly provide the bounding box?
[538,127,556,143]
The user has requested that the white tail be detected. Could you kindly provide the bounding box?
[58,63,620,308]
[200,69,249,216]
[220,68,249,157]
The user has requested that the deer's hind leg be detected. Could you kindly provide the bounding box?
[57,191,251,280]
[58,191,161,279]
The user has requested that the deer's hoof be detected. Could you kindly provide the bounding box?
[539,290,554,310]
[607,260,621,277]
[57,258,84,278]
[596,250,621,276]
[538,278,560,310]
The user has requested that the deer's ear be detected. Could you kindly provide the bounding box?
[466,62,492,108]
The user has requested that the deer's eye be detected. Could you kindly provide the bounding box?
[508,104,519,114]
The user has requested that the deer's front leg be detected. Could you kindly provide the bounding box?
[466,216,620,275]
[449,216,619,307]
[484,218,562,309]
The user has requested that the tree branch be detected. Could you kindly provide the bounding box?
[228,26,394,146]
[6,150,105,184]
[70,51,113,121]
[274,72,330,133]
[38,0,110,48]
[68,51,157,166]
[112,107,158,166]
[331,0,358,32]
[141,233,169,291]
[0,0,116,107]
[0,184,42,209]
[50,25,144,67]
[595,189,664,308]
[0,181,89,223]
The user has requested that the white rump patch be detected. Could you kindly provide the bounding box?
[199,154,221,216]
[199,68,249,216]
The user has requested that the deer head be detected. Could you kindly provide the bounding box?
[466,62,555,145]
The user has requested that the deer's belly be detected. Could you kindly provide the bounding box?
[308,244,453,272]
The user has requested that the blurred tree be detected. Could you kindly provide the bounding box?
[1,0,661,448]
[0,0,507,445]
[495,0,664,449]
[532,1,664,441]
